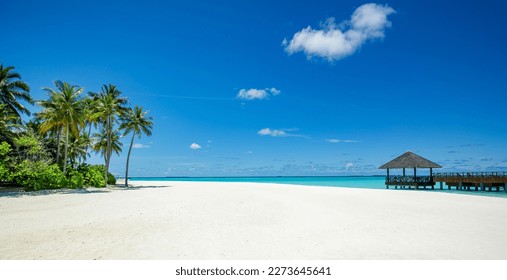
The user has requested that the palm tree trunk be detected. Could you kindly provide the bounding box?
[86,121,92,157]
[56,126,62,167]
[63,123,69,173]
[102,152,107,186]
[104,142,110,187]
[87,121,92,139]
[104,117,111,187]
[105,154,110,187]
[125,133,135,187]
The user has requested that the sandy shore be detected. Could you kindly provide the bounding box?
[1,181,506,259]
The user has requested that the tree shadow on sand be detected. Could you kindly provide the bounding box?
[0,187,112,198]
[114,184,173,191]
[0,184,173,198]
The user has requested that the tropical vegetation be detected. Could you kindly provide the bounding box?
[0,64,153,191]
[0,65,33,119]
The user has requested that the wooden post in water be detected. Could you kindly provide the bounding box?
[402,168,406,190]
[440,181,443,190]
[430,168,434,189]
[414,167,418,190]
[386,168,389,189]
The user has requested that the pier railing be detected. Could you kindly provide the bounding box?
[433,172,507,183]
[386,176,432,184]
[385,172,507,192]
[433,172,507,178]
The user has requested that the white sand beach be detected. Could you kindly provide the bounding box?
[1,181,506,260]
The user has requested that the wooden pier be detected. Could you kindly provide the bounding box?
[433,172,507,192]
[379,152,507,193]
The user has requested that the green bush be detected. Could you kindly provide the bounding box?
[0,164,10,182]
[107,172,116,185]
[77,164,115,187]
[0,142,12,182]
[11,162,117,191]
[66,169,84,189]
[14,161,67,191]
[78,164,104,187]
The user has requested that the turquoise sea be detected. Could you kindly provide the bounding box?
[129,176,507,198]
[130,176,385,189]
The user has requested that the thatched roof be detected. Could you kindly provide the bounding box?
[379,151,442,169]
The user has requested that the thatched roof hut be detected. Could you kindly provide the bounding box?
[379,151,442,189]
[379,151,442,169]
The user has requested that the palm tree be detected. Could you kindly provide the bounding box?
[0,65,33,118]
[13,123,49,163]
[83,95,98,138]
[67,132,92,169]
[0,104,21,144]
[35,96,64,166]
[81,95,100,160]
[120,106,153,187]
[40,81,85,173]
[92,84,128,186]
[92,128,123,182]
[24,119,54,161]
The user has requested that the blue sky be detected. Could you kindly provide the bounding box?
[2,0,507,176]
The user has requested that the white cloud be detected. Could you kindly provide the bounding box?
[237,88,281,100]
[269,88,281,95]
[283,3,395,61]
[258,128,308,138]
[189,143,202,150]
[237,89,268,100]
[345,163,354,170]
[258,128,287,137]
[132,143,150,149]
[326,139,358,143]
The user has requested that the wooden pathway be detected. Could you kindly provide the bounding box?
[433,172,507,192]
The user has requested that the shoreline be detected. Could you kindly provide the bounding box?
[1,181,507,259]
[119,178,507,199]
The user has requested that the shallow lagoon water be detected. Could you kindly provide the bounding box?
[129,176,507,198]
